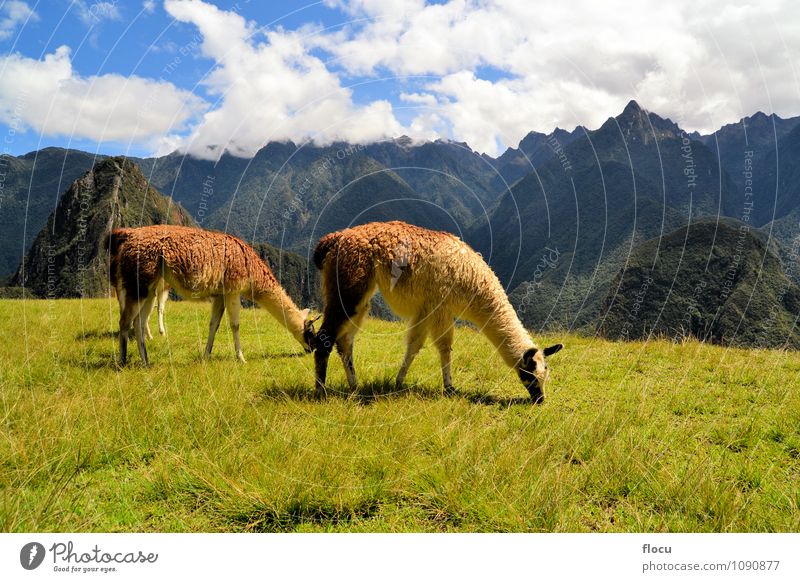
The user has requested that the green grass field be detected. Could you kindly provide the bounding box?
[1,298,798,532]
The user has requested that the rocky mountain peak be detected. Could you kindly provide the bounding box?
[11,157,194,297]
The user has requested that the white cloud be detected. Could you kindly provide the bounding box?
[75,0,122,27]
[2,0,798,157]
[323,0,800,155]
[143,0,156,14]
[162,0,405,159]
[0,46,206,145]
[0,1,37,40]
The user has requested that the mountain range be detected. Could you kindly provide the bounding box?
[2,101,800,346]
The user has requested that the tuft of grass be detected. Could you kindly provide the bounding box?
[0,299,798,532]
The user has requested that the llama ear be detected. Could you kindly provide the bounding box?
[543,343,563,356]
[522,347,537,366]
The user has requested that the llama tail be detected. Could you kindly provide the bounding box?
[104,229,132,258]
[313,233,340,270]
[104,229,132,283]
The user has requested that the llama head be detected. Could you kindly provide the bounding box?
[517,343,563,403]
[301,309,320,353]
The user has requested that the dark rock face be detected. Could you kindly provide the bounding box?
[598,220,800,349]
[11,157,194,298]
[0,148,102,277]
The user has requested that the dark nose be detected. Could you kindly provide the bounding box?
[527,382,544,404]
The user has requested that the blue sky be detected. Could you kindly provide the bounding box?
[2,1,362,156]
[1,0,798,159]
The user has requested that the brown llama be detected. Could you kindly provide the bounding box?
[106,225,316,365]
[312,221,563,402]
[108,227,168,340]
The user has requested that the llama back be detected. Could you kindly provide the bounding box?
[116,226,279,299]
[314,221,510,314]
[314,221,460,271]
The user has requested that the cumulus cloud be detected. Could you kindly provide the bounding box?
[3,0,798,157]
[323,0,800,155]
[0,46,206,145]
[0,0,37,40]
[75,0,122,27]
[162,0,404,159]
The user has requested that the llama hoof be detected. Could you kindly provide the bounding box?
[444,385,457,397]
[237,353,247,363]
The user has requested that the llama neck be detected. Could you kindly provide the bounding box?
[253,269,306,345]
[467,290,534,368]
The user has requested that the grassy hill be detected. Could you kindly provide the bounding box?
[2,299,798,532]
[598,220,800,348]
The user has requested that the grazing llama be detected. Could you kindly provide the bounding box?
[312,221,563,402]
[106,225,316,365]
[108,227,169,340]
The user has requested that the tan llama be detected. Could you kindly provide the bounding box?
[106,225,316,365]
[312,221,563,402]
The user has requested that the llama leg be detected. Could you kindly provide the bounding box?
[395,317,428,389]
[314,310,346,397]
[119,297,146,366]
[315,270,375,397]
[117,287,138,341]
[134,295,155,365]
[140,298,154,340]
[432,320,455,395]
[157,286,168,336]
[203,295,226,359]
[336,306,368,391]
[336,332,357,390]
[225,293,245,363]
[118,297,138,366]
[116,286,125,318]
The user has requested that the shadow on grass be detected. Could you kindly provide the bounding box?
[259,351,309,361]
[258,376,534,407]
[225,497,381,532]
[76,329,117,340]
[67,347,308,371]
